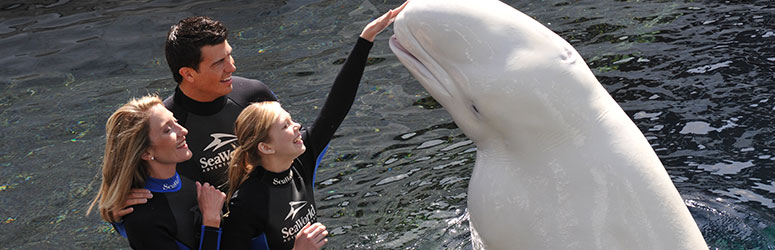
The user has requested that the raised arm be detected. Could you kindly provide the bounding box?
[305,2,407,154]
[360,1,408,42]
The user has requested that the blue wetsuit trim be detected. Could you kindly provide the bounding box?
[312,143,329,190]
[250,234,270,250]
[145,173,183,193]
[113,222,128,238]
[177,240,191,250]
[200,225,222,250]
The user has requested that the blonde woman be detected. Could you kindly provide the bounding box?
[88,95,226,249]
[221,2,408,249]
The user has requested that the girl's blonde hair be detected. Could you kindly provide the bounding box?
[227,101,283,204]
[87,95,161,222]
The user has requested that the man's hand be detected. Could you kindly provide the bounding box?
[110,188,152,222]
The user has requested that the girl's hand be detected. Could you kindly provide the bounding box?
[293,222,329,250]
[360,1,409,42]
[196,181,226,227]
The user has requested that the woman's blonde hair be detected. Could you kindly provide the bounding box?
[227,101,283,204]
[87,95,162,222]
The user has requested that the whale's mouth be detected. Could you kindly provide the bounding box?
[389,35,418,64]
[389,34,454,98]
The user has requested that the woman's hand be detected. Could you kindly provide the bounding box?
[292,222,329,250]
[360,1,409,42]
[110,188,153,222]
[196,181,226,228]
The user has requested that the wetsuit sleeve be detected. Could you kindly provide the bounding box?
[199,225,222,250]
[305,37,373,161]
[111,221,128,238]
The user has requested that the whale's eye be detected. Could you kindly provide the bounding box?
[472,104,480,114]
[560,47,576,64]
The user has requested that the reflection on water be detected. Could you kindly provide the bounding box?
[1,0,773,249]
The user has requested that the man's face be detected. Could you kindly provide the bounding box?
[190,40,236,101]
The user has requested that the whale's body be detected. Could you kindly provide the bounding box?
[388,0,707,249]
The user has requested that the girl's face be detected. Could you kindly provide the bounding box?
[146,104,191,164]
[264,108,305,159]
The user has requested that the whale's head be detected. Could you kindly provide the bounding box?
[390,0,608,151]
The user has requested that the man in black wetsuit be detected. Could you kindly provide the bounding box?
[114,16,276,220]
[161,16,278,191]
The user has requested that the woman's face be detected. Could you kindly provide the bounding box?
[265,108,305,159]
[146,104,191,164]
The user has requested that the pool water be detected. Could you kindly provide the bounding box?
[0,0,773,249]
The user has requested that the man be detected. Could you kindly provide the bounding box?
[114,16,276,219]
[162,16,277,191]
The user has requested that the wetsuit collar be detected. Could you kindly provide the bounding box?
[145,172,182,192]
[260,167,294,186]
[173,87,227,116]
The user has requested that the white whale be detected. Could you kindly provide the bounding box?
[388,0,708,249]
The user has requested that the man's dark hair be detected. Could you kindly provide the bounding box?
[165,16,228,83]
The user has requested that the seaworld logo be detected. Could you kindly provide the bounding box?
[284,201,307,221]
[199,149,232,173]
[203,133,237,152]
[281,204,316,242]
[162,176,180,191]
[273,171,293,186]
[199,133,237,173]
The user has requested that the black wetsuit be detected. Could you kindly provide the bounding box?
[123,173,221,250]
[163,77,278,191]
[221,37,373,250]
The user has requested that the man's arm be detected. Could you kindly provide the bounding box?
[111,188,153,221]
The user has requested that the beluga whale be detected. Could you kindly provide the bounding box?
[388,0,708,249]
